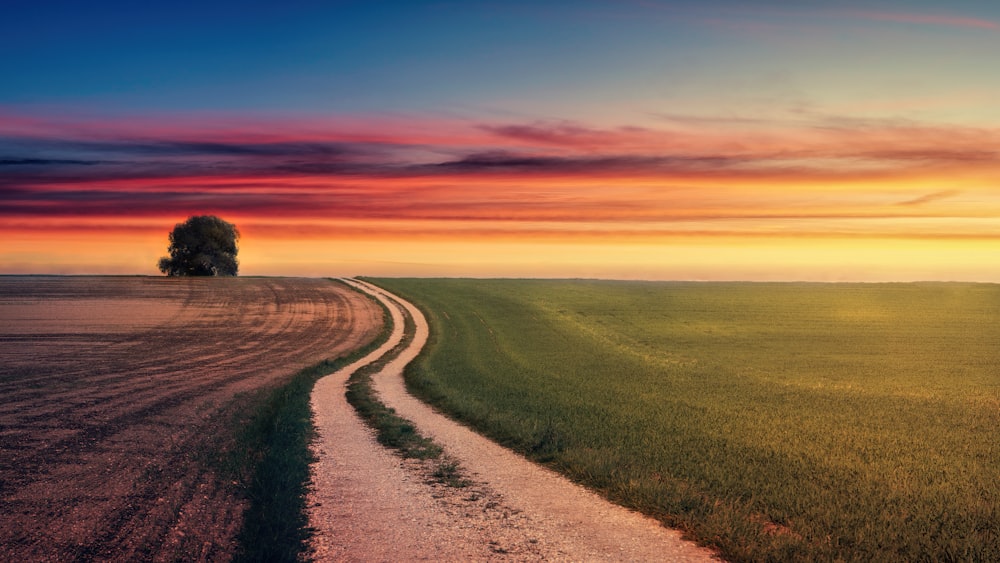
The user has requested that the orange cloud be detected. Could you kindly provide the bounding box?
[4,110,1000,279]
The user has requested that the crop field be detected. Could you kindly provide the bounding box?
[0,276,381,561]
[373,278,1000,562]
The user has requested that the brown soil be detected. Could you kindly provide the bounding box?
[308,279,720,561]
[0,276,381,562]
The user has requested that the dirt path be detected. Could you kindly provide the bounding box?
[0,277,382,562]
[308,279,719,561]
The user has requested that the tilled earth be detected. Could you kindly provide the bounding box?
[0,276,381,562]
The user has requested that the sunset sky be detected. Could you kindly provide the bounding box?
[3,0,1000,280]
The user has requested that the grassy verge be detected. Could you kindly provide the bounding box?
[372,278,1000,562]
[223,281,471,562]
[221,281,392,563]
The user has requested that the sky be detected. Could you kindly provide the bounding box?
[3,0,1000,280]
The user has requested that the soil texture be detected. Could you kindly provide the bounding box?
[0,276,381,562]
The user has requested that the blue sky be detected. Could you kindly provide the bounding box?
[4,1,1000,279]
[6,0,997,120]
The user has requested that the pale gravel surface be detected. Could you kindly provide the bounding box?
[308,279,720,562]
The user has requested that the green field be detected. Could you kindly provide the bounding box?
[371,279,1000,562]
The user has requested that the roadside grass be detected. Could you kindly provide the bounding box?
[217,281,392,563]
[371,278,1000,562]
[222,281,471,562]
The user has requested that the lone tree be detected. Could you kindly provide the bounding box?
[158,215,240,276]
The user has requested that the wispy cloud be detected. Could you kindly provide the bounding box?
[850,10,1000,31]
[3,111,1000,242]
[479,122,656,151]
[897,190,960,207]
[0,158,102,166]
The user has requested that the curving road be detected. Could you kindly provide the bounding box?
[309,279,719,561]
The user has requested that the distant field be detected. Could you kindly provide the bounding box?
[373,279,1000,562]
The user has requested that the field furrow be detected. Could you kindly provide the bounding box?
[0,276,381,562]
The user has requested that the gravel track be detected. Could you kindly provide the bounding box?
[308,279,719,562]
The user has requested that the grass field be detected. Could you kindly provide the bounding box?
[372,279,1000,562]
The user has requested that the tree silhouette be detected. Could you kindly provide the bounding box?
[158,215,240,276]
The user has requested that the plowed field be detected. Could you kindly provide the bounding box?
[0,276,381,561]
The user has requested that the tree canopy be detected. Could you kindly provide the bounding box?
[158,215,239,276]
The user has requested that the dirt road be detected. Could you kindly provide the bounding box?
[0,276,382,561]
[309,279,719,561]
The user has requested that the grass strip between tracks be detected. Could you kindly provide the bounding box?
[345,284,471,488]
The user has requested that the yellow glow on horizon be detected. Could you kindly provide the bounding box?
[4,216,1000,281]
[234,234,1000,282]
